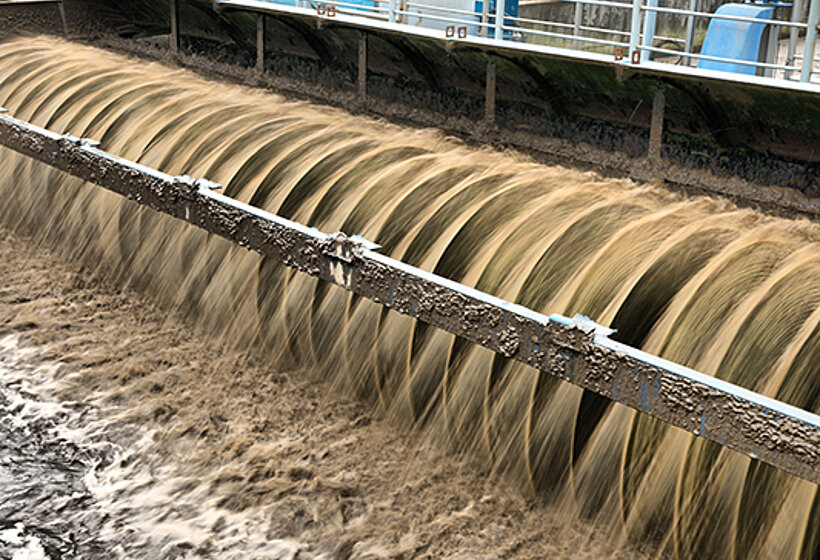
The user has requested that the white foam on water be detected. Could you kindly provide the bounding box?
[0,524,49,560]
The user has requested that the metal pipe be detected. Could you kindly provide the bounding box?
[481,0,490,37]
[641,0,658,63]
[644,44,798,72]
[494,0,505,40]
[629,0,642,61]
[802,0,820,82]
[683,0,698,66]
[785,0,804,79]
[572,2,583,50]
[1,111,819,485]
[764,23,779,78]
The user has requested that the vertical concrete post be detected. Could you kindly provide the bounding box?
[170,0,180,53]
[485,55,496,123]
[648,84,666,160]
[58,0,69,36]
[358,31,367,107]
[256,13,266,73]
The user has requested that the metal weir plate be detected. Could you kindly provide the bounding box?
[0,110,818,484]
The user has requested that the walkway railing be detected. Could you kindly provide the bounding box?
[213,0,820,88]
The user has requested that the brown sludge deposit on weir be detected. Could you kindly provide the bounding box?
[0,35,819,559]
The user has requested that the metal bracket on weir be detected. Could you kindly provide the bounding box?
[63,134,100,148]
[1,110,819,484]
[323,232,381,289]
[551,313,617,339]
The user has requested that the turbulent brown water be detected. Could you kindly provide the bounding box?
[1,36,819,559]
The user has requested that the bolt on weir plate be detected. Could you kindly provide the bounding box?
[0,110,819,485]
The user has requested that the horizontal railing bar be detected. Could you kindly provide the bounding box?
[557,0,633,9]
[517,25,628,47]
[1,110,818,484]
[642,44,803,72]
[394,9,491,28]
[404,1,481,17]
[506,14,575,29]
[642,5,810,29]
[313,0,389,11]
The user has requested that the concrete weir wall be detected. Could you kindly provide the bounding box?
[1,112,818,485]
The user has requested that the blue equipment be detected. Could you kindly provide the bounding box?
[698,3,776,75]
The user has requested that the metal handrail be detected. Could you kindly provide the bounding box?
[229,0,820,85]
[506,13,575,28]
[642,44,803,72]
[555,0,633,10]
[404,1,480,17]
[394,8,492,28]
[515,24,629,48]
[642,5,811,30]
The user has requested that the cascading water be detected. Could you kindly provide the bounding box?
[1,36,818,559]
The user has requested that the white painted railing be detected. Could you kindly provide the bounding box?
[215,0,820,87]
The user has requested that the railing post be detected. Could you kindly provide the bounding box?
[683,0,698,66]
[495,0,506,40]
[256,13,266,73]
[572,2,583,50]
[801,0,819,82]
[480,0,490,37]
[388,0,396,23]
[785,0,804,78]
[640,0,658,62]
[170,0,179,52]
[629,0,642,61]
[764,22,779,78]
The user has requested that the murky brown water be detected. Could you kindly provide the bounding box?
[0,230,651,559]
[0,35,818,559]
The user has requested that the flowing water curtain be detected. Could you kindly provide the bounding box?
[0,36,818,559]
